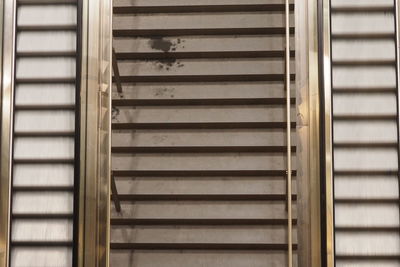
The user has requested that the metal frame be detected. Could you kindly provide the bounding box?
[319,0,335,265]
[73,0,83,265]
[0,0,16,266]
[295,0,323,266]
[285,0,293,266]
[394,0,400,250]
[77,0,112,266]
[0,1,324,266]
[0,0,112,265]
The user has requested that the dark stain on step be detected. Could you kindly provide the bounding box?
[112,106,120,121]
[149,38,186,70]
[155,88,175,98]
[150,37,173,53]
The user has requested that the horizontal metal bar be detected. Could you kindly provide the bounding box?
[16,51,76,57]
[17,25,77,31]
[13,158,74,164]
[332,59,396,66]
[112,194,297,201]
[12,213,73,219]
[335,198,400,203]
[14,131,75,137]
[115,51,296,60]
[333,114,396,120]
[112,170,297,177]
[110,242,298,250]
[113,27,295,37]
[110,218,297,226]
[13,186,74,192]
[113,4,295,14]
[332,33,395,39]
[17,0,77,5]
[11,241,72,247]
[335,255,400,260]
[112,146,296,154]
[112,98,296,107]
[16,78,76,84]
[335,226,400,232]
[333,87,397,93]
[331,6,394,12]
[113,74,296,83]
[14,104,75,110]
[334,170,398,176]
[334,142,398,148]
[112,122,296,130]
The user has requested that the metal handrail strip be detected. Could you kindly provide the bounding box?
[0,0,16,266]
[285,0,293,266]
[393,0,400,254]
[113,4,295,14]
[320,0,335,264]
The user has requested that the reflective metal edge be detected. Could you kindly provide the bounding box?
[296,0,322,266]
[285,0,293,266]
[78,0,112,266]
[73,0,83,264]
[0,0,16,266]
[76,0,88,263]
[321,0,335,265]
[394,0,400,248]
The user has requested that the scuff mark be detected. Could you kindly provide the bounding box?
[152,135,168,145]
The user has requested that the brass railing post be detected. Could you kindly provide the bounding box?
[0,0,16,266]
[393,0,400,257]
[295,0,323,265]
[78,0,112,266]
[285,0,293,266]
[320,0,335,265]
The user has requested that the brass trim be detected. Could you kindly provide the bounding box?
[321,0,335,265]
[78,0,112,266]
[285,0,293,266]
[0,0,16,266]
[394,0,400,257]
[295,0,322,266]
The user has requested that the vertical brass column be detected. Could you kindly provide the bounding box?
[285,0,293,266]
[0,0,16,266]
[295,0,322,266]
[395,0,400,234]
[77,0,112,266]
[320,0,335,265]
